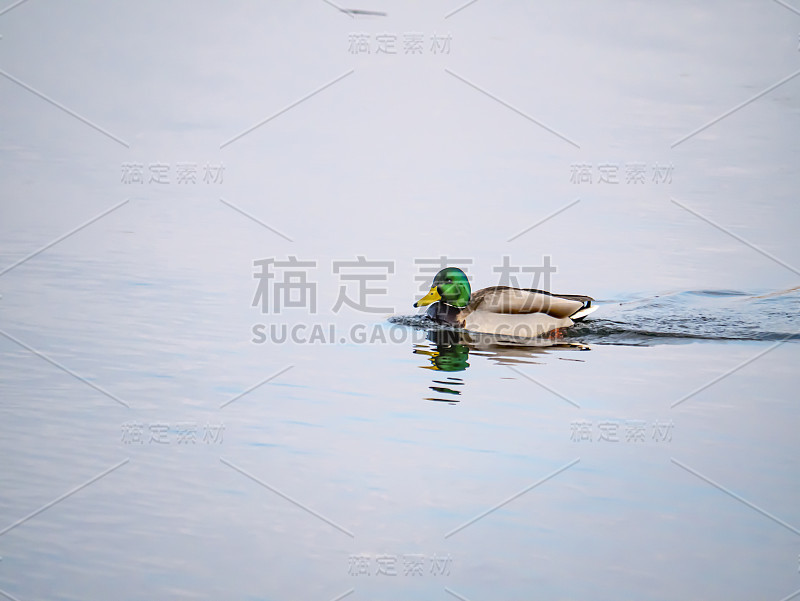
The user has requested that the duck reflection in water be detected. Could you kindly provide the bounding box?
[413,330,469,404]
[413,328,589,404]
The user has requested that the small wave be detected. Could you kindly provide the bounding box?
[388,314,443,329]
[566,319,800,345]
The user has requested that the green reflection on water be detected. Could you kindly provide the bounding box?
[411,328,590,404]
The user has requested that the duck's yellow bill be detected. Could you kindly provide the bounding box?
[414,286,441,308]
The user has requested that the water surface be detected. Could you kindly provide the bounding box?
[2,2,799,599]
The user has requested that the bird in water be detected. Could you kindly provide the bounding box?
[414,267,596,338]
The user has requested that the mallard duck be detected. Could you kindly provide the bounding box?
[414,267,596,338]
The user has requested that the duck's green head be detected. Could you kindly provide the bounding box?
[414,267,471,308]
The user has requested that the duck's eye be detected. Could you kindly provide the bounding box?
[446,278,452,283]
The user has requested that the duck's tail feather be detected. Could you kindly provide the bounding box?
[548,293,595,321]
[569,305,598,321]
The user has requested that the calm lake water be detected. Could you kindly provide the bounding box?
[2,2,799,600]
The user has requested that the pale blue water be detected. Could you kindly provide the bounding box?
[1,253,798,600]
[2,2,800,600]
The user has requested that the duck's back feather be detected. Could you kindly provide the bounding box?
[467,286,589,319]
